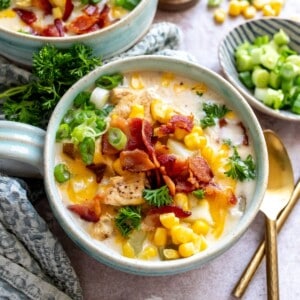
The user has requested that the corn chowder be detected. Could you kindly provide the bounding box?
[54,71,256,261]
[0,0,140,36]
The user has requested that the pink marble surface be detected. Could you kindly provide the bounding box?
[54,2,300,299]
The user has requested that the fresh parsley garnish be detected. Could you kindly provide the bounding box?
[115,206,142,237]
[224,147,256,181]
[1,44,102,128]
[143,185,172,207]
[200,103,230,128]
[0,0,10,10]
[95,73,124,90]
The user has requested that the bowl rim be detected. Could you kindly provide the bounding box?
[218,17,300,122]
[44,55,268,275]
[0,0,151,42]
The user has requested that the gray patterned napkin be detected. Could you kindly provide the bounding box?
[0,22,195,299]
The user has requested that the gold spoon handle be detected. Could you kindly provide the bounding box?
[233,180,300,298]
[265,218,279,300]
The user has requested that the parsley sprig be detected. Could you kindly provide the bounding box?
[200,102,230,128]
[115,206,142,237]
[143,185,172,207]
[1,44,102,127]
[225,147,256,181]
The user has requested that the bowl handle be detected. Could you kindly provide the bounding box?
[0,121,45,178]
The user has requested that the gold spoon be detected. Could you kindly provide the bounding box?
[234,129,294,300]
[233,178,300,298]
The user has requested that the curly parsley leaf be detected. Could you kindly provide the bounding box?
[115,206,142,237]
[224,147,256,181]
[1,44,102,128]
[200,103,230,128]
[143,185,173,207]
[0,0,10,10]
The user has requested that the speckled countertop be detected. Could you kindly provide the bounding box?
[49,1,300,299]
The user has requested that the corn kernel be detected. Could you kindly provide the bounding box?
[139,246,158,260]
[161,72,175,87]
[16,0,31,7]
[193,235,208,251]
[129,104,144,118]
[270,0,283,15]
[262,4,276,16]
[239,0,250,12]
[112,158,126,175]
[252,0,268,10]
[200,146,214,163]
[192,219,210,235]
[184,133,207,150]
[214,9,226,24]
[122,241,135,258]
[191,126,204,135]
[228,0,242,17]
[160,213,180,229]
[0,10,16,18]
[111,6,128,18]
[174,193,189,211]
[153,227,168,247]
[52,7,63,19]
[130,73,144,90]
[171,225,194,244]
[192,83,207,95]
[178,242,196,257]
[225,111,237,120]
[174,128,188,140]
[243,5,257,19]
[163,248,180,260]
[150,99,174,124]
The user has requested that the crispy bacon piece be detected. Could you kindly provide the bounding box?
[97,4,110,28]
[238,122,249,146]
[156,115,194,137]
[66,14,99,35]
[31,0,52,15]
[63,143,76,159]
[219,118,227,128]
[13,9,37,25]
[188,156,213,183]
[63,0,74,21]
[148,205,192,218]
[101,133,119,156]
[68,204,100,222]
[86,163,106,183]
[174,179,196,193]
[157,154,189,178]
[120,149,156,172]
[126,118,145,151]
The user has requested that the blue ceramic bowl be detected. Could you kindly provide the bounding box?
[219,18,300,122]
[0,0,157,67]
[0,56,268,275]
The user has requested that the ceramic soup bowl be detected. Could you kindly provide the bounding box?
[0,56,268,275]
[0,0,157,67]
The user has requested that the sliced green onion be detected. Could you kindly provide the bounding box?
[79,137,95,165]
[54,163,71,183]
[56,123,70,141]
[108,127,128,150]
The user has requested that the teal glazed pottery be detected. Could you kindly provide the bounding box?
[219,18,300,121]
[0,0,158,67]
[0,56,268,276]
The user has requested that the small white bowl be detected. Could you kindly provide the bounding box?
[218,18,300,122]
[0,0,157,67]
